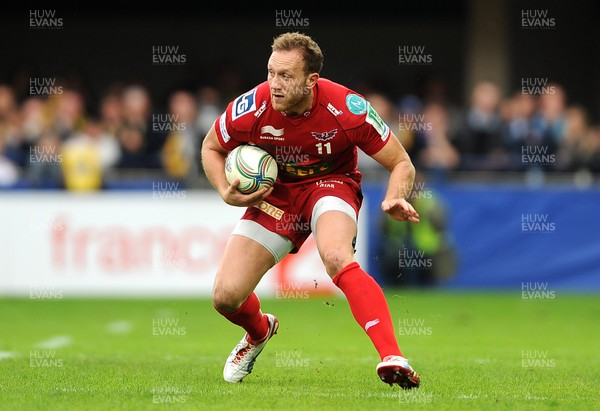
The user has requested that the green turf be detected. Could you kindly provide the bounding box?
[0,291,598,410]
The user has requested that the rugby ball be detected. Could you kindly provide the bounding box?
[225,145,278,194]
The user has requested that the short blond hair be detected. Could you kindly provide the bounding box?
[271,32,323,75]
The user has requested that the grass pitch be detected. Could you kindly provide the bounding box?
[0,290,598,410]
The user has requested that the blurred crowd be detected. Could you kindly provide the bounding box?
[360,79,600,180]
[0,80,225,190]
[1,77,599,191]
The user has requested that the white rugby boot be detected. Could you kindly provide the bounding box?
[376,355,420,389]
[223,313,279,383]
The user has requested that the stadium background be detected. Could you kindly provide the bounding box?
[1,1,600,297]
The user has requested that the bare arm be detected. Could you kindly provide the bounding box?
[201,124,272,207]
[369,132,420,223]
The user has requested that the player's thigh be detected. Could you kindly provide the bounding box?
[312,197,358,277]
[213,219,294,307]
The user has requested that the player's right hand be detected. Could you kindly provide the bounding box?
[381,198,420,223]
[222,178,274,207]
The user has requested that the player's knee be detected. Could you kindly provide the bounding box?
[212,288,243,313]
[320,248,353,278]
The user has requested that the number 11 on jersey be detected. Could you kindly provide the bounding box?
[316,142,332,155]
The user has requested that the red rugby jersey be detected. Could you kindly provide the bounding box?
[214,78,391,184]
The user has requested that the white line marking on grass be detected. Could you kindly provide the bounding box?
[318,357,378,363]
[107,320,133,334]
[0,351,17,360]
[34,335,72,349]
[470,358,496,364]
[154,309,175,318]
[525,393,548,400]
[307,391,399,399]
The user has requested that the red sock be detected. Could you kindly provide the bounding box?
[214,292,269,344]
[333,262,402,360]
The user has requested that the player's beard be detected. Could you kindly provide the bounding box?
[272,88,311,115]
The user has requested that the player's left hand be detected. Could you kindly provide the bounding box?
[381,198,420,223]
[223,178,273,207]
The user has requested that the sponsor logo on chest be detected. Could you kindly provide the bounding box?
[259,125,285,141]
